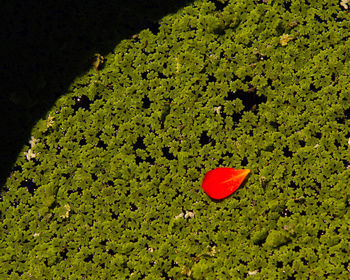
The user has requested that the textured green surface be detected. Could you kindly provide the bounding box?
[1,0,350,278]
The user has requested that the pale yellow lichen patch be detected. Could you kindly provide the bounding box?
[248,270,259,276]
[280,34,295,46]
[213,106,222,115]
[175,57,181,73]
[174,212,184,220]
[46,115,55,128]
[206,245,217,256]
[340,0,349,9]
[29,136,39,148]
[60,204,71,219]
[24,136,39,161]
[181,266,192,277]
[184,210,195,219]
[24,149,36,161]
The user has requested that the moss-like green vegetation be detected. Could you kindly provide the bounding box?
[1,0,349,278]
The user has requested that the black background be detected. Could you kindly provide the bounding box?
[1,0,195,187]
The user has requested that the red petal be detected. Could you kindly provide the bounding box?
[201,168,250,199]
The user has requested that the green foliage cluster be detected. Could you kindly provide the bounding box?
[1,0,350,278]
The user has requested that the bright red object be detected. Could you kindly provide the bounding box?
[201,168,250,199]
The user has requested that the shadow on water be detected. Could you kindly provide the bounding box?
[0,0,195,188]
